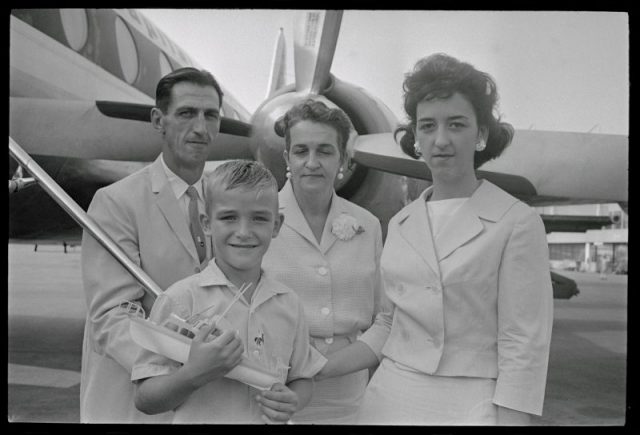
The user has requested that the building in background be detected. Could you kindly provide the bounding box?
[536,203,628,274]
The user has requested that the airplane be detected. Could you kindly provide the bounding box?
[9,9,628,300]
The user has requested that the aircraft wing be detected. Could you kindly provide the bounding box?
[352,129,628,206]
[10,97,253,162]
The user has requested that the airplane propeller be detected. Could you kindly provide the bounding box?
[252,10,559,203]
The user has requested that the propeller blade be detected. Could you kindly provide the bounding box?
[266,28,287,99]
[293,10,343,94]
[9,97,253,161]
[352,132,431,180]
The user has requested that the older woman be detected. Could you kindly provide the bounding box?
[357,54,554,425]
[262,99,390,424]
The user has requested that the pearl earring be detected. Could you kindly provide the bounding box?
[475,139,486,152]
[414,141,422,157]
[286,166,291,179]
[337,167,344,180]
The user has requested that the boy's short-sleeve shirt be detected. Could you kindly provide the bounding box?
[131,260,326,424]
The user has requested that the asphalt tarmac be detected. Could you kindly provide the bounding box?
[7,243,628,426]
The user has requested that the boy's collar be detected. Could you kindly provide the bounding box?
[198,259,290,296]
[198,259,233,287]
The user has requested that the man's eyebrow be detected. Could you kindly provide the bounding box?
[417,115,470,122]
[174,105,219,113]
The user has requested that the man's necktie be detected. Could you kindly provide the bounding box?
[186,186,206,263]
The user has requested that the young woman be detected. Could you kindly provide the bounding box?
[357,53,554,425]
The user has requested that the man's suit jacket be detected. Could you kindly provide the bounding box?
[80,156,210,423]
[380,180,553,416]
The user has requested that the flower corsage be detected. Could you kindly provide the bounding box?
[331,213,365,241]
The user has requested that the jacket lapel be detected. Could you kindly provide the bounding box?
[149,157,199,263]
[434,201,483,262]
[279,181,321,250]
[397,188,441,279]
[434,180,519,262]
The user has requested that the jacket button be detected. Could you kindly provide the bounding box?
[317,266,328,276]
[194,267,200,273]
[324,337,334,344]
[321,307,330,315]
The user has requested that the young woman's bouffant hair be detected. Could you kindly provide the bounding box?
[394,53,514,169]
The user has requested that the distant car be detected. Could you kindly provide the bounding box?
[551,271,580,299]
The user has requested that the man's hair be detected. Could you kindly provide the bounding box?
[155,67,224,113]
[203,160,278,207]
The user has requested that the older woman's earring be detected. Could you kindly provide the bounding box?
[337,167,344,180]
[286,166,291,179]
[475,139,486,152]
[414,142,422,157]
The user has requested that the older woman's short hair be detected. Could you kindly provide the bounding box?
[274,99,352,159]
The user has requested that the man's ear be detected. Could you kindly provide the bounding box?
[272,212,284,239]
[199,213,212,236]
[150,107,164,132]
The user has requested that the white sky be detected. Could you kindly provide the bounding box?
[142,9,628,135]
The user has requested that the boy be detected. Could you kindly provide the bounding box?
[132,160,326,424]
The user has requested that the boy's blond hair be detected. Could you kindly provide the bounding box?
[203,160,279,210]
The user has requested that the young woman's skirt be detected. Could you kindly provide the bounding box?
[356,358,498,425]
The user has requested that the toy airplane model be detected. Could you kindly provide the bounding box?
[121,284,285,391]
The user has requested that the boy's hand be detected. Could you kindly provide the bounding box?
[183,322,243,389]
[255,383,298,424]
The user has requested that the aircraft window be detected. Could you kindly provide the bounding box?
[115,16,139,84]
[159,52,173,77]
[60,9,88,51]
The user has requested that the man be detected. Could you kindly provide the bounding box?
[80,68,223,423]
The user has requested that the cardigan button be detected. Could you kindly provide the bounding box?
[321,307,330,316]
[317,266,328,276]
